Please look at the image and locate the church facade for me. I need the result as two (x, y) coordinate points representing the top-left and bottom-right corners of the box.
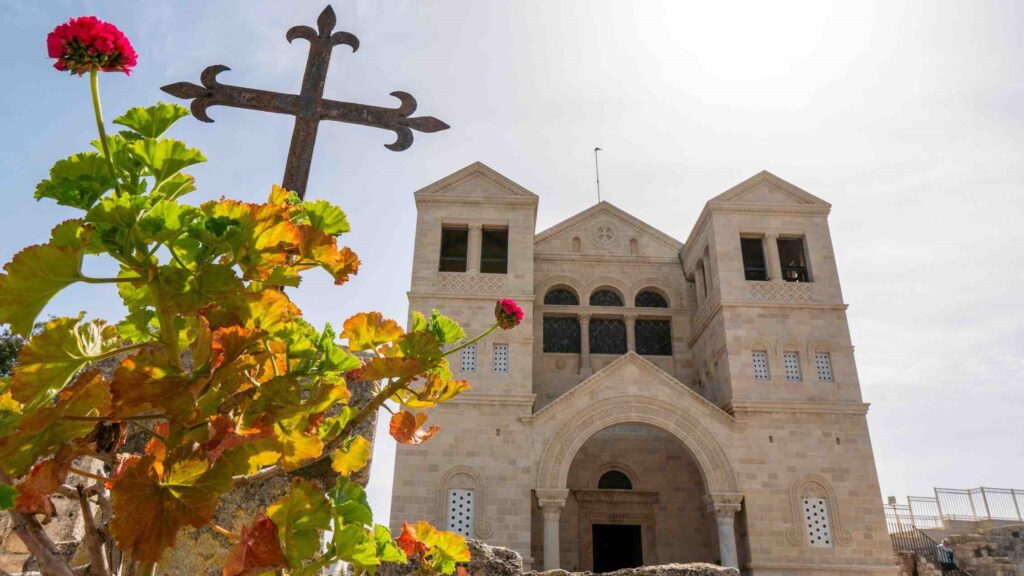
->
(390, 162), (897, 576)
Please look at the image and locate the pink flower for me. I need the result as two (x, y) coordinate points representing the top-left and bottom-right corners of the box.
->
(494, 299), (524, 330)
(47, 16), (137, 76)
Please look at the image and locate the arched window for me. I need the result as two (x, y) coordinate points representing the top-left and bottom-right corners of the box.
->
(634, 290), (668, 308)
(543, 316), (581, 353)
(635, 320), (672, 356)
(598, 470), (632, 490)
(544, 287), (579, 305)
(590, 318), (626, 354)
(589, 289), (623, 307)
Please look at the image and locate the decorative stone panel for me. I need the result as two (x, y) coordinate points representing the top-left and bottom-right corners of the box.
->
(437, 271), (507, 294)
(746, 282), (814, 303)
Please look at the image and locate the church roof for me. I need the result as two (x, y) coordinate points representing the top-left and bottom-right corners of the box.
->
(534, 201), (683, 251)
(707, 170), (830, 208)
(414, 161), (539, 204)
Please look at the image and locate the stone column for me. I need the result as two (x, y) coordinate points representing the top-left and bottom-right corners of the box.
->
(706, 494), (743, 569)
(579, 313), (592, 377)
(624, 314), (637, 352)
(536, 489), (569, 571)
(765, 234), (782, 282)
(466, 224), (482, 272)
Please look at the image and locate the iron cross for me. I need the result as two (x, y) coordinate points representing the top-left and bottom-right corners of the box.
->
(161, 5), (449, 198)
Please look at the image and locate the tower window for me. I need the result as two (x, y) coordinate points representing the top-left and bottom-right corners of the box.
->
(815, 353), (834, 382)
(492, 343), (508, 373)
(635, 320), (672, 356)
(460, 343), (476, 373)
(589, 289), (624, 307)
(543, 316), (581, 353)
(480, 228), (509, 274)
(741, 237), (769, 281)
(590, 318), (626, 354)
(439, 227), (468, 272)
(803, 497), (834, 548)
(544, 287), (579, 306)
(777, 237), (810, 282)
(446, 489), (474, 538)
(634, 290), (668, 308)
(783, 352), (802, 382)
(598, 470), (633, 490)
(752, 351), (770, 381)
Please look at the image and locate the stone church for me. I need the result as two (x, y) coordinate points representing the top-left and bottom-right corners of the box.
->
(390, 162), (897, 576)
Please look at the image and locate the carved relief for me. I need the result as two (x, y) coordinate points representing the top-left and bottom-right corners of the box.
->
(437, 271), (507, 294)
(747, 282), (814, 303)
(593, 221), (618, 248)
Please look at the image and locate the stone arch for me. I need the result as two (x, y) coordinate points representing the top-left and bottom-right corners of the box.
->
(536, 275), (584, 302)
(785, 474), (851, 547)
(436, 465), (493, 538)
(583, 277), (628, 303)
(589, 461), (641, 490)
(627, 278), (678, 308)
(536, 395), (739, 495)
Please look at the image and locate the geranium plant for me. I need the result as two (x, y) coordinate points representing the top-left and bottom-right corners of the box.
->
(0, 15), (521, 576)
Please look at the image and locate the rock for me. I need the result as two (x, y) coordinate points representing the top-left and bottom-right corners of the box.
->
(529, 565), (738, 576)
(466, 538), (524, 576)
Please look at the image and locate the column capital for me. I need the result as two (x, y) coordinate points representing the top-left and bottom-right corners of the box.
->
(705, 493), (744, 520)
(623, 314), (637, 323)
(467, 223), (483, 230)
(578, 313), (591, 323)
(536, 488), (569, 507)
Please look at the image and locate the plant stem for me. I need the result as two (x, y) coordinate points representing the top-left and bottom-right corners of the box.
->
(442, 323), (499, 358)
(63, 413), (166, 422)
(70, 467), (111, 484)
(210, 523), (239, 541)
(89, 69), (117, 184)
(80, 275), (145, 284)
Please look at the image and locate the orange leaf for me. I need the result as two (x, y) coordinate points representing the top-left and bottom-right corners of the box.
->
(14, 446), (74, 518)
(389, 411), (440, 445)
(396, 521), (430, 560)
(342, 312), (403, 352)
(351, 357), (422, 382)
(298, 226), (360, 285)
(110, 350), (197, 421)
(223, 514), (288, 576)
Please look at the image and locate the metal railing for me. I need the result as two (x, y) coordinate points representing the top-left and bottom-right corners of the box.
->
(884, 486), (1024, 532)
(890, 527), (972, 576)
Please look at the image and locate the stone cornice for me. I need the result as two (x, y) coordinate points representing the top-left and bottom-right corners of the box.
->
(725, 400), (871, 416)
(408, 291), (536, 302)
(416, 196), (538, 208)
(745, 562), (895, 573)
(534, 253), (679, 265)
(445, 393), (536, 407)
(573, 489), (660, 504)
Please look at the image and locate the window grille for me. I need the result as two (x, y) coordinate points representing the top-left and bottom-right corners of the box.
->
(480, 228), (508, 274)
(492, 344), (508, 373)
(446, 489), (474, 537)
(815, 353), (833, 382)
(543, 316), (580, 353)
(803, 497), (833, 547)
(589, 318), (627, 354)
(589, 289), (623, 306)
(460, 344), (476, 373)
(544, 288), (579, 305)
(439, 227), (468, 272)
(752, 351), (770, 381)
(598, 471), (633, 490)
(783, 352), (802, 381)
(777, 237), (810, 282)
(635, 319), (672, 356)
(634, 290), (668, 308)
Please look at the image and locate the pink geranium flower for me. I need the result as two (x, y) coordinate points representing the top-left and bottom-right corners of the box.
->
(47, 16), (137, 75)
(494, 299), (524, 330)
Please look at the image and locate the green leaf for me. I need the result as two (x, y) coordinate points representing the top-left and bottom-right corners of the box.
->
(8, 315), (119, 411)
(301, 200), (350, 235)
(131, 138), (206, 186)
(0, 483), (16, 510)
(86, 192), (148, 229)
(373, 525), (408, 564)
(332, 524), (378, 569)
(267, 478), (332, 569)
(154, 172), (197, 201)
(138, 201), (200, 244)
(427, 310), (465, 345)
(34, 153), (116, 210)
(113, 103), (190, 139)
(410, 311), (427, 333)
(117, 309), (158, 343)
(328, 476), (373, 528)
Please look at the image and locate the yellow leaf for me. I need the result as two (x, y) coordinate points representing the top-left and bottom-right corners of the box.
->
(342, 312), (403, 352)
(331, 436), (371, 477)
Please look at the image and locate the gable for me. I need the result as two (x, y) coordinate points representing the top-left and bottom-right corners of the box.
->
(414, 161), (539, 206)
(709, 170), (830, 208)
(530, 352), (734, 428)
(534, 202), (682, 258)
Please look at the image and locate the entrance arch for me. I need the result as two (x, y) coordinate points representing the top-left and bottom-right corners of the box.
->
(534, 396), (743, 571)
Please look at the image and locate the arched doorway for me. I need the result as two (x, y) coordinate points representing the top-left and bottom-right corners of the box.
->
(533, 396), (743, 571)
(561, 424), (719, 572)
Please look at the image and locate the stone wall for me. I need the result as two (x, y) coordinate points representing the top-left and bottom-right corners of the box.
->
(949, 524), (1024, 576)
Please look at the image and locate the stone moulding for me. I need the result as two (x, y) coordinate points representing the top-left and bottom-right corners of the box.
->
(437, 465), (493, 539)
(785, 474), (852, 547)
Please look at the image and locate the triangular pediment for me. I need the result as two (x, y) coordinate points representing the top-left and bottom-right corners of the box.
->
(709, 170), (830, 208)
(531, 353), (734, 427)
(414, 161), (539, 205)
(534, 202), (682, 258)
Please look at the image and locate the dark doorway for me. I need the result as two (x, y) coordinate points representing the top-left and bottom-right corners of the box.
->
(592, 524), (643, 573)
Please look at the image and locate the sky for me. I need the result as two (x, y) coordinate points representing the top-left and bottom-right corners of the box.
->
(1, 1), (1022, 524)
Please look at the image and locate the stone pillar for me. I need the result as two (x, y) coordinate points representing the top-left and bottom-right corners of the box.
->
(765, 234), (782, 282)
(536, 489), (569, 571)
(624, 314), (637, 352)
(579, 313), (592, 377)
(467, 224), (482, 272)
(706, 493), (743, 570)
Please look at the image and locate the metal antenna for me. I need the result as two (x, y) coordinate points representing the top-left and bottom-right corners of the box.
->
(594, 147), (602, 203)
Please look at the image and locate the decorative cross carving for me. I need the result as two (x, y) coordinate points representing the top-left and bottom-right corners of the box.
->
(161, 5), (449, 198)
